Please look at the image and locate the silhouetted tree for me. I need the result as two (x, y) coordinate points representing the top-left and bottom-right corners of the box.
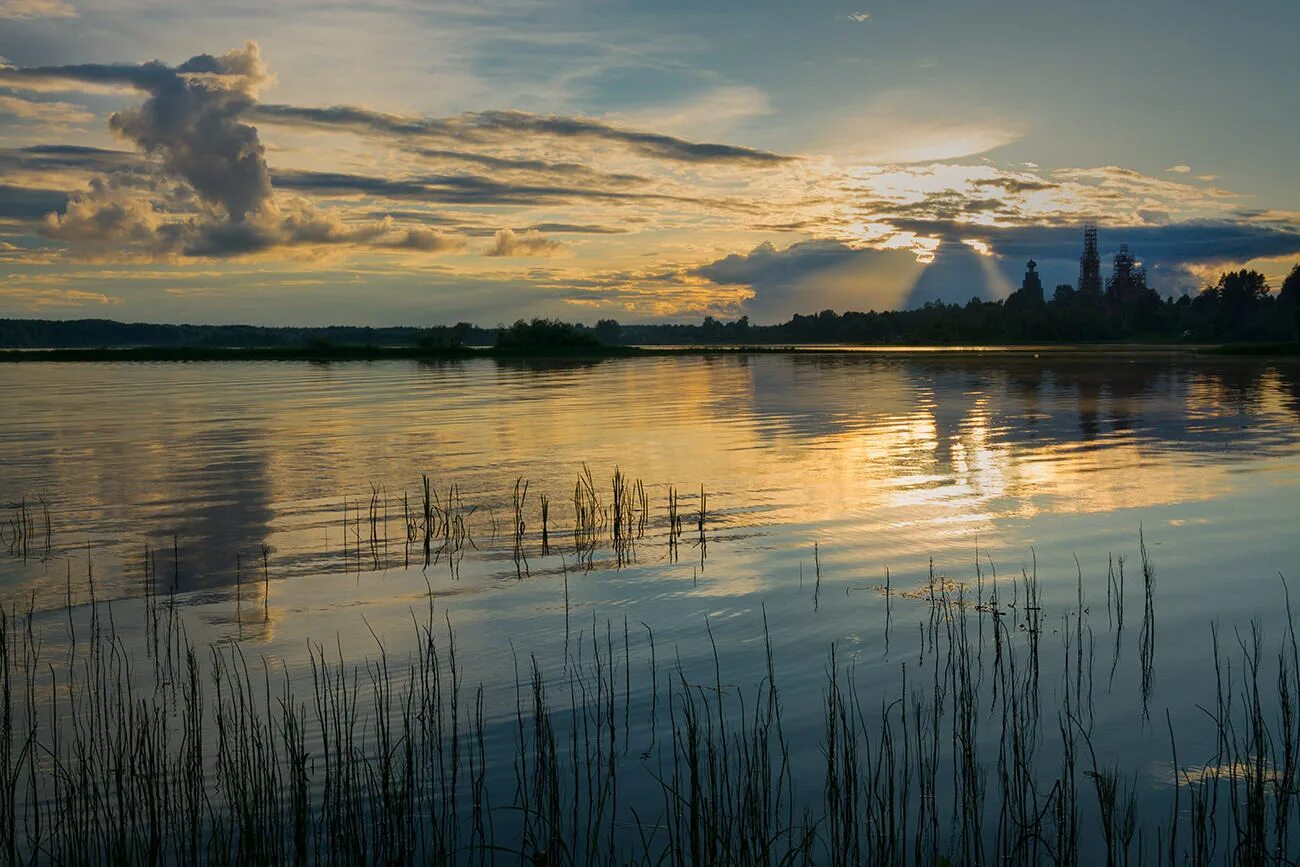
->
(1280, 264), (1300, 306)
(1279, 264), (1300, 338)
(594, 318), (622, 344)
(496, 318), (602, 350)
(1202, 269), (1270, 335)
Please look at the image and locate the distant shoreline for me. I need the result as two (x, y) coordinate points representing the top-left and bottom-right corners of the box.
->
(1, 342), (1297, 363)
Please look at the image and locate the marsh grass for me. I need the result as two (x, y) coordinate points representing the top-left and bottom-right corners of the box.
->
(2, 498), (51, 563)
(1, 539), (1298, 865)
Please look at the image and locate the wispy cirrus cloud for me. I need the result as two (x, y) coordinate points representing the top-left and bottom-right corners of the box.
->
(0, 0), (76, 20)
(252, 104), (794, 166)
(818, 88), (1026, 164)
(0, 94), (93, 125)
(0, 285), (120, 311)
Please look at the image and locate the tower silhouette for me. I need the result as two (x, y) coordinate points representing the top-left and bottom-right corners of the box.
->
(1078, 224), (1102, 301)
(1021, 259), (1044, 303)
(1106, 243), (1148, 304)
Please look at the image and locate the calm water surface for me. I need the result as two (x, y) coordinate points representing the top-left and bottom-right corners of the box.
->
(2, 352), (1298, 859)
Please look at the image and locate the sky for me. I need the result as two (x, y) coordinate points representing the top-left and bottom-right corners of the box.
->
(1, 0), (1298, 326)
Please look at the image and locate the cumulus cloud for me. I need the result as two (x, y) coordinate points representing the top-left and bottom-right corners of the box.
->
(110, 43), (272, 221)
(0, 0), (76, 19)
(1, 43), (273, 222)
(381, 226), (464, 253)
(485, 228), (565, 258)
(171, 203), (464, 258)
(36, 178), (463, 259)
(0, 43), (477, 259)
(42, 180), (162, 244)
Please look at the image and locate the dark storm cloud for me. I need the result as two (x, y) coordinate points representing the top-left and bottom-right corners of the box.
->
(1, 43), (272, 222)
(0, 183), (68, 219)
(252, 104), (793, 166)
(888, 219), (1300, 266)
(692, 239), (923, 318)
(695, 239), (872, 286)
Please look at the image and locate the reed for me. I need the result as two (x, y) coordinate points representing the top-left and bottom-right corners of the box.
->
(3, 517), (1297, 864)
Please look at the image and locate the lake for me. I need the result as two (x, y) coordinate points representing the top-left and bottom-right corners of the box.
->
(2, 351), (1298, 863)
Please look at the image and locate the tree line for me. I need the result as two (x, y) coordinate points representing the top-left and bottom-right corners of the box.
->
(2, 265), (1297, 350)
(606, 264), (1300, 346)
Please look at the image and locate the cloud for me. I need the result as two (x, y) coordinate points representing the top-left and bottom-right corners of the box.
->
(555, 267), (754, 319)
(694, 239), (923, 319)
(471, 110), (790, 166)
(905, 239), (1010, 306)
(0, 94), (93, 125)
(37, 178), (465, 259)
(485, 228), (565, 258)
(884, 218), (1300, 292)
(177, 204), (391, 256)
(0, 0), (76, 19)
(2, 43), (273, 222)
(412, 148), (646, 187)
(847, 12), (871, 22)
(0, 144), (139, 174)
(272, 168), (707, 207)
(820, 89), (1026, 163)
(907, 220), (1300, 266)
(0, 183), (68, 219)
(611, 84), (773, 140)
(252, 104), (793, 166)
(526, 222), (627, 235)
(109, 43), (272, 222)
(381, 227), (464, 253)
(0, 42), (779, 271)
(0, 44), (475, 259)
(972, 177), (1059, 195)
(0, 287), (120, 310)
(41, 181), (162, 244)
(1166, 164), (1192, 174)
